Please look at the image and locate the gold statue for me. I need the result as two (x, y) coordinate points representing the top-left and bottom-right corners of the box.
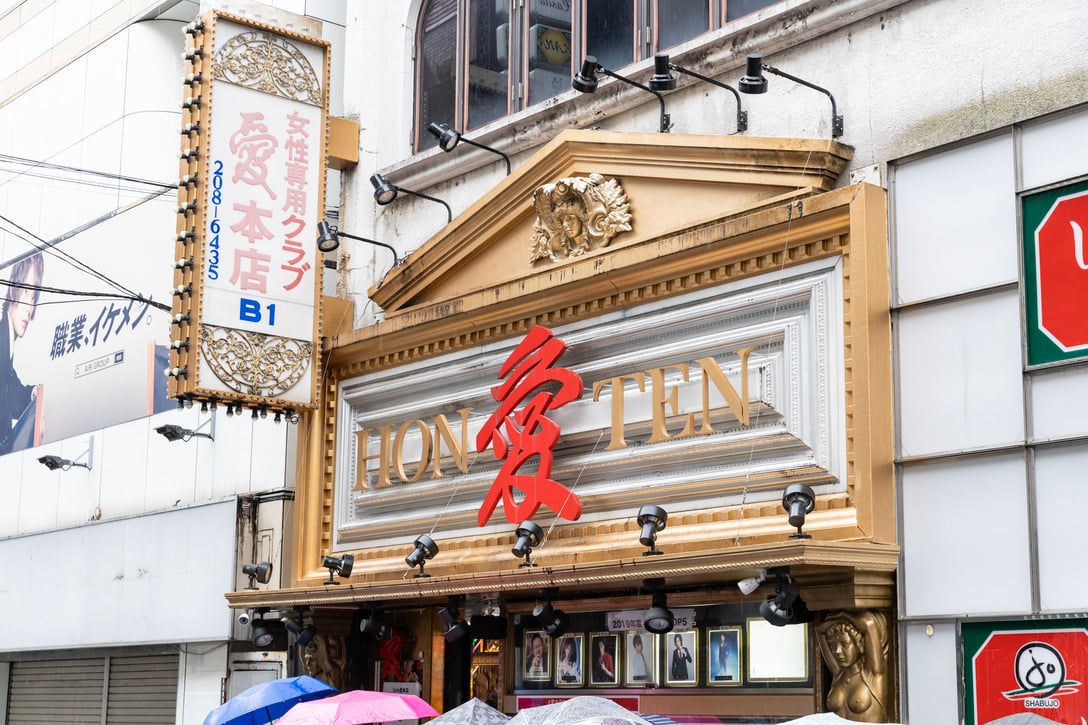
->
(816, 610), (891, 723)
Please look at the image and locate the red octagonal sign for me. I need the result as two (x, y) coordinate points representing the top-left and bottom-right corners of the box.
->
(1036, 190), (1088, 351)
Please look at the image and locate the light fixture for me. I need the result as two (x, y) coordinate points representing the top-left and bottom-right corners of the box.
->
(242, 561), (273, 590)
(358, 608), (392, 640)
(251, 608), (274, 649)
(782, 483), (816, 539)
(282, 616), (316, 648)
(642, 578), (674, 634)
(530, 587), (567, 637)
(738, 53), (843, 138)
(759, 568), (812, 627)
(155, 418), (214, 443)
(427, 122), (511, 175)
(636, 504), (668, 556)
(405, 533), (439, 578)
(37, 438), (93, 471)
(438, 598), (469, 642)
(321, 554), (354, 585)
(315, 220), (400, 262)
(572, 55), (671, 133)
(511, 521), (544, 568)
(737, 568), (767, 596)
(647, 54), (748, 133)
(370, 173), (452, 223)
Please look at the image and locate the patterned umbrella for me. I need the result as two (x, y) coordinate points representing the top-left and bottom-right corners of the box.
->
(428, 698), (510, 725)
(202, 675), (337, 725)
(277, 689), (439, 725)
(508, 696), (652, 725)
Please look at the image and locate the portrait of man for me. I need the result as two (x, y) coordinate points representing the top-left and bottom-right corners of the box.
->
(625, 631), (656, 686)
(523, 629), (550, 681)
(590, 632), (619, 686)
(708, 627), (742, 685)
(0, 252), (43, 454)
(666, 630), (697, 685)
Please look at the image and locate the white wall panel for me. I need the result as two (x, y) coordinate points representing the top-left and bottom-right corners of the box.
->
(904, 621), (960, 725)
(1022, 108), (1088, 191)
(892, 136), (1016, 305)
(902, 452), (1031, 616)
(0, 500), (236, 652)
(1036, 443), (1088, 611)
(897, 289), (1024, 457)
(98, 416), (155, 521)
(1031, 365), (1088, 442)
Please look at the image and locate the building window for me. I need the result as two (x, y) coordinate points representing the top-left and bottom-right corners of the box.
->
(415, 0), (783, 151)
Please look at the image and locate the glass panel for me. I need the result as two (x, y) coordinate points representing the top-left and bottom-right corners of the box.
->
(467, 0), (510, 129)
(1036, 444), (1088, 611)
(417, 0), (458, 150)
(725, 0), (780, 22)
(586, 0), (633, 71)
(1022, 107), (1088, 190)
(656, 0), (709, 52)
(526, 0), (573, 106)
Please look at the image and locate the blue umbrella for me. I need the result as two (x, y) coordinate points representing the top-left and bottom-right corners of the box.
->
(203, 675), (338, 725)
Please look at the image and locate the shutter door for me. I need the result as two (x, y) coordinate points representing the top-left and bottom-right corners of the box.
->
(105, 654), (179, 724)
(8, 658), (105, 724)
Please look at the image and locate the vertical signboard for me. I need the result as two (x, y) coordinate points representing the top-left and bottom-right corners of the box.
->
(964, 619), (1088, 725)
(1023, 179), (1088, 365)
(172, 12), (328, 414)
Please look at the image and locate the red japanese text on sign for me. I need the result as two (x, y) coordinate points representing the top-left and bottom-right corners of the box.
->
(476, 326), (584, 526)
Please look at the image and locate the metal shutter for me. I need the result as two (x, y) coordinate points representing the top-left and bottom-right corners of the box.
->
(105, 654), (179, 724)
(8, 658), (105, 724)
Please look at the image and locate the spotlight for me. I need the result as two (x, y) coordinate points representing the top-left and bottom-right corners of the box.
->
(321, 554), (354, 585)
(759, 568), (812, 626)
(738, 53), (843, 137)
(438, 600), (469, 642)
(37, 455), (90, 471)
(511, 521), (544, 568)
(636, 504), (668, 556)
(250, 608), (274, 649)
(642, 578), (674, 634)
(405, 534), (439, 578)
(358, 608), (391, 640)
(155, 422), (214, 443)
(540, 607), (570, 638)
(782, 483), (815, 538)
(737, 568), (767, 596)
(369, 173), (452, 223)
(427, 122), (511, 175)
(316, 221), (399, 263)
(283, 617), (317, 648)
(648, 53), (748, 133)
(572, 55), (671, 133)
(242, 561), (273, 590)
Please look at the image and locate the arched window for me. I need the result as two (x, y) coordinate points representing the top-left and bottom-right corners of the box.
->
(415, 0), (783, 151)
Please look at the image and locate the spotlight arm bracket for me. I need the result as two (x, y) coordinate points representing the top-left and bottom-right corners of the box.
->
(396, 187), (453, 223)
(597, 66), (671, 133)
(669, 64), (748, 133)
(762, 63), (843, 138)
(330, 227), (402, 265)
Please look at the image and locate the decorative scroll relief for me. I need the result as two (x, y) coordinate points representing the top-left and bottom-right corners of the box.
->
(530, 173), (632, 263)
(200, 324), (312, 397)
(214, 30), (323, 105)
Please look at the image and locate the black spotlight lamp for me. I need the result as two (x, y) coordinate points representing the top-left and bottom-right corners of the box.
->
(642, 578), (674, 634)
(438, 599), (469, 642)
(315, 220), (400, 263)
(648, 53), (748, 133)
(251, 608), (275, 649)
(783, 483), (816, 539)
(370, 173), (452, 223)
(511, 520), (544, 568)
(759, 568), (812, 626)
(242, 561), (273, 590)
(540, 606), (570, 638)
(637, 504), (668, 556)
(738, 53), (843, 138)
(283, 616), (316, 647)
(358, 608), (392, 640)
(38, 454), (91, 471)
(405, 533), (439, 578)
(572, 55), (671, 133)
(155, 421), (214, 442)
(321, 553), (354, 585)
(427, 122), (511, 175)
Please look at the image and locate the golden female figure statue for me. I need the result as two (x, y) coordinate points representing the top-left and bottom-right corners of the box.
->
(816, 610), (890, 723)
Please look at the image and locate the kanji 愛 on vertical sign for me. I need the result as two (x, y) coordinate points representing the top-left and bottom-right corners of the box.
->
(476, 326), (584, 526)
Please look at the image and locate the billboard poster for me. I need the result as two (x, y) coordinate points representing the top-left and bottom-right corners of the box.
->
(1022, 178), (1088, 365)
(964, 619), (1088, 725)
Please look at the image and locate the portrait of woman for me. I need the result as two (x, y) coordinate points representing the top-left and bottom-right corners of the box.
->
(666, 631), (696, 685)
(625, 632), (655, 685)
(708, 627), (742, 685)
(816, 610), (890, 723)
(557, 634), (583, 686)
(523, 629), (550, 681)
(590, 633), (618, 686)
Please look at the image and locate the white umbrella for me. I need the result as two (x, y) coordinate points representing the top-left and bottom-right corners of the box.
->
(509, 697), (652, 725)
(429, 698), (511, 725)
(783, 714), (902, 725)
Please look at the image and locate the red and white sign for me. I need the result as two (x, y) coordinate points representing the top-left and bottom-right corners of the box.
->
(1035, 190), (1088, 351)
(972, 628), (1088, 724)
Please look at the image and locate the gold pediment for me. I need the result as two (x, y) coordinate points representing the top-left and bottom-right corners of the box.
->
(368, 130), (852, 313)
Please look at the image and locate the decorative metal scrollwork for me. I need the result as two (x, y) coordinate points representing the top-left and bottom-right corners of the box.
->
(530, 173), (633, 263)
(214, 30), (322, 105)
(200, 324), (312, 397)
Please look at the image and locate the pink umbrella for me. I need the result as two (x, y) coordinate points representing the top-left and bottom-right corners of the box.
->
(277, 689), (439, 725)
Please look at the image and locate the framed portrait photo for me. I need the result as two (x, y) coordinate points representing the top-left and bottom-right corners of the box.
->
(707, 626), (743, 686)
(522, 629), (551, 681)
(665, 630), (698, 686)
(555, 633), (584, 687)
(589, 632), (620, 686)
(624, 631), (657, 686)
